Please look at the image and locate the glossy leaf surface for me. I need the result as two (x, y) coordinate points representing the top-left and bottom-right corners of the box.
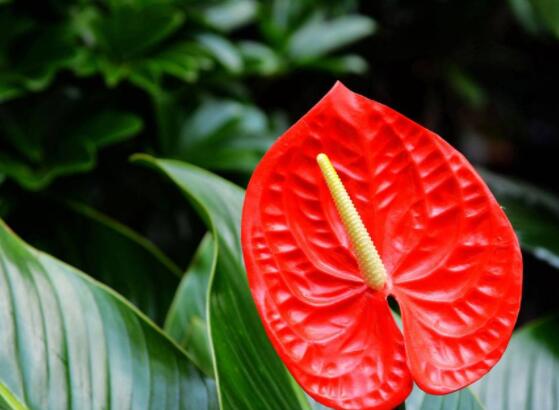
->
(165, 234), (215, 377)
(135, 156), (308, 410)
(471, 314), (559, 410)
(9, 200), (180, 324)
(242, 82), (522, 409)
(158, 97), (281, 173)
(287, 14), (376, 61)
(0, 219), (216, 410)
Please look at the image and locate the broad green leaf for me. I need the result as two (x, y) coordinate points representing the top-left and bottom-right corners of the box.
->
(0, 14), (76, 100)
(179, 100), (275, 171)
(156, 96), (281, 173)
(10, 201), (181, 325)
(259, 0), (367, 49)
(301, 54), (368, 75)
(0, 381), (27, 410)
(6, 25), (76, 92)
(406, 385), (485, 410)
(508, 0), (559, 37)
(238, 41), (283, 76)
(508, 0), (541, 34)
(72, 3), (205, 89)
(202, 0), (257, 32)
(471, 315), (559, 410)
(480, 169), (559, 268)
(135, 41), (213, 85)
(197, 34), (243, 74)
(165, 234), (215, 377)
(90, 4), (184, 60)
(0, 219), (217, 409)
(287, 14), (376, 61)
(134, 156), (308, 410)
(0, 88), (142, 190)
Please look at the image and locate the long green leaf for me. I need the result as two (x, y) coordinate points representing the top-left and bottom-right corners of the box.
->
(287, 14), (376, 61)
(471, 315), (559, 410)
(11, 200), (181, 325)
(165, 234), (216, 377)
(0, 219), (217, 409)
(134, 155), (307, 410)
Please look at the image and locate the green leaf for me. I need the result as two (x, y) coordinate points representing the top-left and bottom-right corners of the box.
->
(72, 3), (206, 90)
(530, 0), (559, 38)
(287, 14), (376, 61)
(135, 41), (214, 84)
(157, 96), (280, 173)
(471, 315), (559, 410)
(0, 88), (143, 190)
(0, 381), (27, 410)
(9, 26), (76, 92)
(447, 66), (488, 109)
(197, 34), (243, 74)
(0, 219), (217, 409)
(90, 4), (185, 60)
(300, 54), (368, 75)
(0, 84), (22, 103)
(508, 0), (559, 38)
(12, 200), (181, 325)
(202, 0), (258, 32)
(406, 385), (485, 410)
(480, 169), (559, 268)
(165, 234), (215, 376)
(238, 41), (283, 76)
(508, 0), (541, 34)
(134, 156), (308, 410)
(78, 111), (143, 147)
(0, 14), (76, 100)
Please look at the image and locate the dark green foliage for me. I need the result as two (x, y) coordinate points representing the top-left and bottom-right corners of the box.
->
(1, 0), (559, 409)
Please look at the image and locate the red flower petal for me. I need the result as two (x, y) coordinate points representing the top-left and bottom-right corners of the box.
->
(386, 126), (523, 394)
(241, 82), (522, 408)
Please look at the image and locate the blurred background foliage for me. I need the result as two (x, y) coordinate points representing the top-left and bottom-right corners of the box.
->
(2, 0), (559, 325)
(0, 0), (558, 407)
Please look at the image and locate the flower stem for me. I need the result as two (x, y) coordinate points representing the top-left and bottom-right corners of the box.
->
(316, 153), (387, 290)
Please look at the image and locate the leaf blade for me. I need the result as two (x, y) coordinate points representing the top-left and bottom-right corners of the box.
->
(471, 315), (559, 410)
(134, 155), (308, 410)
(0, 219), (216, 409)
(165, 234), (216, 377)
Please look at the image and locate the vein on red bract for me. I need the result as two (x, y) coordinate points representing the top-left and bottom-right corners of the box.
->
(241, 82), (522, 409)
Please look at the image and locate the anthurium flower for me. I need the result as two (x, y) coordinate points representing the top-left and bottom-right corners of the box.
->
(241, 82), (522, 410)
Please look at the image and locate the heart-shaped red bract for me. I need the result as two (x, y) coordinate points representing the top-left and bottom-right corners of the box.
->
(241, 82), (522, 410)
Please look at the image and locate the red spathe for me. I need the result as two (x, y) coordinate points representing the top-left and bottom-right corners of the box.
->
(241, 82), (522, 410)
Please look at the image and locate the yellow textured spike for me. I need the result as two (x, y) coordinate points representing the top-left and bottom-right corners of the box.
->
(316, 153), (387, 290)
